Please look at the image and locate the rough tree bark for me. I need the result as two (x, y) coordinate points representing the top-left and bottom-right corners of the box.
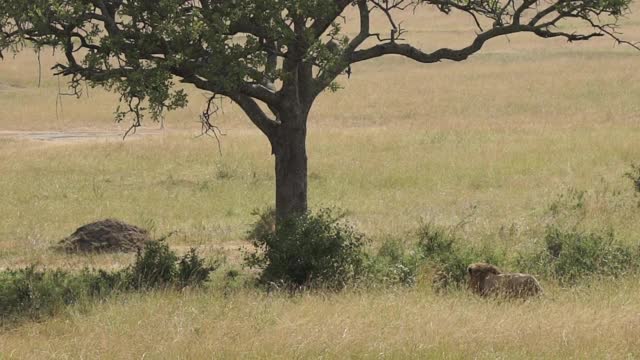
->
(273, 119), (308, 221)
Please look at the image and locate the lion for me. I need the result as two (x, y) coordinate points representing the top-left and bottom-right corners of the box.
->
(467, 262), (542, 299)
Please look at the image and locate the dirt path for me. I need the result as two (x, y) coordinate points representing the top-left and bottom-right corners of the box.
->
(0, 128), (165, 142)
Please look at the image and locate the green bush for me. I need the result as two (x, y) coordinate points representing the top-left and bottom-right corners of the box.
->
(0, 267), (94, 323)
(364, 237), (418, 287)
(177, 248), (218, 288)
(246, 207), (276, 242)
(128, 241), (216, 290)
(415, 223), (504, 290)
(1, 243), (215, 325)
(517, 227), (637, 284)
(128, 241), (178, 289)
(416, 223), (455, 257)
(84, 269), (128, 297)
(245, 208), (367, 290)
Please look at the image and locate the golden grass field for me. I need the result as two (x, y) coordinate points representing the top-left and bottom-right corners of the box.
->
(2, 4), (640, 359)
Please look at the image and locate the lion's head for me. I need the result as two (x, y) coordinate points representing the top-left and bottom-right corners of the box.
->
(467, 262), (501, 295)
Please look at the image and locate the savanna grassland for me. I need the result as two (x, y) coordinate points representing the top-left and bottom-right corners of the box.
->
(2, 4), (640, 359)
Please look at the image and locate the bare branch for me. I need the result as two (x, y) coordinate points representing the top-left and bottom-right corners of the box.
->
(197, 95), (226, 155)
(370, 0), (413, 42)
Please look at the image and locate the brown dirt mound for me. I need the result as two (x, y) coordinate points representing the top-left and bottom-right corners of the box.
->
(59, 219), (151, 253)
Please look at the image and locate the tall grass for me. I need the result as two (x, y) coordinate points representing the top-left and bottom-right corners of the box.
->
(2, 281), (640, 358)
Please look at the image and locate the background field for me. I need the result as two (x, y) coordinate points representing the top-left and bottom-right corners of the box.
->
(1, 4), (640, 358)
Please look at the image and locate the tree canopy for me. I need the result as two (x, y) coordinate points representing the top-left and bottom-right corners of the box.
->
(1, 0), (636, 219)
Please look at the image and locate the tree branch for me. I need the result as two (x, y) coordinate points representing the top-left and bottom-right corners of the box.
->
(310, 0), (353, 38)
(312, 0), (370, 96)
(228, 94), (279, 140)
(351, 20), (608, 65)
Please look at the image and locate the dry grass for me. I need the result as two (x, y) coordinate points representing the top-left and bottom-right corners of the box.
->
(1, 4), (640, 359)
(2, 280), (640, 359)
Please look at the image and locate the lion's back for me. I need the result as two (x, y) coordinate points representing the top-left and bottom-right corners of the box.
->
(496, 273), (543, 297)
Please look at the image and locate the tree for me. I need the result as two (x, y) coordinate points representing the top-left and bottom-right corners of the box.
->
(1, 0), (636, 221)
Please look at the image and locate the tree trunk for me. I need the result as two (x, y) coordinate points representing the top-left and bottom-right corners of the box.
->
(272, 111), (308, 221)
